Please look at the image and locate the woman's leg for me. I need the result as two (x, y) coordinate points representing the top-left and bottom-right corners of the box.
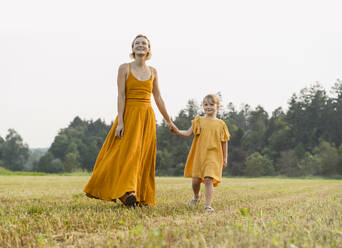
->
(192, 177), (201, 198)
(204, 177), (213, 207)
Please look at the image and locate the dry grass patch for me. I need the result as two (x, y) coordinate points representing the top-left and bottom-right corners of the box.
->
(0, 176), (341, 247)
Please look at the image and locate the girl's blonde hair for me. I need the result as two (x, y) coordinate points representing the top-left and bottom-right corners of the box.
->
(130, 34), (152, 60)
(203, 94), (220, 109)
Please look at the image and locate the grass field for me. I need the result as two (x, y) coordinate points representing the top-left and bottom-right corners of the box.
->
(0, 175), (341, 248)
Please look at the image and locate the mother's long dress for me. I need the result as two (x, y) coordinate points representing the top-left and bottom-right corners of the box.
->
(83, 64), (156, 205)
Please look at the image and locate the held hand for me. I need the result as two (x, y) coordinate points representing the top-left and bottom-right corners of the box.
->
(167, 121), (178, 134)
(223, 159), (227, 168)
(174, 127), (181, 135)
(115, 123), (124, 138)
(172, 126), (181, 135)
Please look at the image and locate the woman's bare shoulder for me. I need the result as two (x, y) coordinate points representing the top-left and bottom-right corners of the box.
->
(149, 66), (157, 73)
(118, 63), (130, 71)
(148, 66), (158, 79)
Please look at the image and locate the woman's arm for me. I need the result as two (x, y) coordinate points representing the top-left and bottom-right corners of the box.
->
(177, 127), (193, 138)
(221, 141), (228, 168)
(151, 67), (177, 132)
(115, 64), (128, 138)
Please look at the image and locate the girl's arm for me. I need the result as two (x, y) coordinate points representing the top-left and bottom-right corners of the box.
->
(152, 67), (177, 132)
(115, 64), (127, 138)
(177, 127), (193, 138)
(221, 141), (228, 168)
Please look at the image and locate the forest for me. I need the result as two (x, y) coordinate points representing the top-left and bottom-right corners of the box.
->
(1, 80), (342, 177)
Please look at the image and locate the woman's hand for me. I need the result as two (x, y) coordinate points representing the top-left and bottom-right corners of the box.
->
(223, 158), (227, 168)
(115, 122), (124, 138)
(167, 121), (178, 134)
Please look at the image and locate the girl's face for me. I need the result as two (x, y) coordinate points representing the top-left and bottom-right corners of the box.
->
(203, 99), (218, 117)
(133, 37), (150, 58)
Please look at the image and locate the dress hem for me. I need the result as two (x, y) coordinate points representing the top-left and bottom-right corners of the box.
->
(83, 190), (155, 206)
(184, 174), (221, 187)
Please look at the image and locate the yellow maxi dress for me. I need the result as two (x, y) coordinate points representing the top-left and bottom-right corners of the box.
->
(184, 116), (230, 186)
(84, 64), (156, 205)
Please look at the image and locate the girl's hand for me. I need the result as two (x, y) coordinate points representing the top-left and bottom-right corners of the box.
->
(115, 122), (124, 138)
(223, 159), (227, 168)
(177, 127), (193, 137)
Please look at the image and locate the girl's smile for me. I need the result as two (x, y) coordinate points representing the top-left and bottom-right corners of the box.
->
(203, 100), (218, 117)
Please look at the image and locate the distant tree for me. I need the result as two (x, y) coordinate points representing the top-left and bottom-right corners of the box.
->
(34, 151), (64, 173)
(229, 126), (243, 148)
(294, 143), (306, 160)
(0, 136), (4, 166)
(313, 141), (339, 176)
(69, 116), (84, 128)
(2, 129), (29, 171)
(286, 83), (329, 151)
(242, 106), (268, 153)
(245, 152), (274, 177)
(329, 79), (342, 146)
(50, 133), (69, 161)
(226, 147), (248, 176)
(338, 145), (342, 175)
(35, 152), (55, 173)
(156, 149), (175, 176)
(277, 150), (300, 177)
(64, 152), (80, 172)
(225, 103), (250, 131)
(40, 116), (110, 172)
(50, 158), (64, 173)
(297, 152), (321, 176)
(24, 149), (47, 171)
(80, 118), (111, 170)
(79, 138), (101, 171)
(266, 108), (293, 160)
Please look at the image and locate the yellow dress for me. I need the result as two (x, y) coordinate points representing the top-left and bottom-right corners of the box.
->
(184, 116), (230, 186)
(83, 63), (156, 205)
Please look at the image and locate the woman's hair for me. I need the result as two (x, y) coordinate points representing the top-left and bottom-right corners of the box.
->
(203, 94), (220, 109)
(130, 34), (152, 60)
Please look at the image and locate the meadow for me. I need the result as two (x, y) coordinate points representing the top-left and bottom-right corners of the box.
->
(0, 173), (341, 247)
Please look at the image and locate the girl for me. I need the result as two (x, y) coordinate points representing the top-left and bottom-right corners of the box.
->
(175, 94), (230, 212)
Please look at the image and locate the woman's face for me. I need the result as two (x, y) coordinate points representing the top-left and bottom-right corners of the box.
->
(133, 37), (150, 58)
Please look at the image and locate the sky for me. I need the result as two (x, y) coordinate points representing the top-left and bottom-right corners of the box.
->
(1, 0), (341, 148)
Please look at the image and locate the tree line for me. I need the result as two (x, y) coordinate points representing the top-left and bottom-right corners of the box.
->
(1, 80), (342, 177)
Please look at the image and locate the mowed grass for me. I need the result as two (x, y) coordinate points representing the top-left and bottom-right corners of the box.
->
(0, 176), (341, 248)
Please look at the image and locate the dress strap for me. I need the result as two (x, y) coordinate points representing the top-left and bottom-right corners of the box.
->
(129, 63), (131, 73)
(149, 66), (153, 78)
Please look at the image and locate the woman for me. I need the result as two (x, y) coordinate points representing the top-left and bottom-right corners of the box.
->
(84, 34), (176, 206)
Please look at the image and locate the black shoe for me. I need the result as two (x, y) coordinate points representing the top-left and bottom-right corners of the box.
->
(125, 193), (137, 207)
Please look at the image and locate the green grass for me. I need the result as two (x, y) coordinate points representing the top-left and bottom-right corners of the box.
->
(0, 167), (47, 176)
(0, 176), (341, 247)
(0, 167), (91, 176)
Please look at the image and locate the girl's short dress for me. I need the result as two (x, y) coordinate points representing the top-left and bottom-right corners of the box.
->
(184, 116), (230, 186)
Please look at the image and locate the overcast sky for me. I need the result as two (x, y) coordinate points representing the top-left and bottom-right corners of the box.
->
(1, 0), (341, 148)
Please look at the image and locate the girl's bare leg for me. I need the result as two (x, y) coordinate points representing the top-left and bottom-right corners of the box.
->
(192, 177), (201, 198)
(204, 177), (213, 206)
